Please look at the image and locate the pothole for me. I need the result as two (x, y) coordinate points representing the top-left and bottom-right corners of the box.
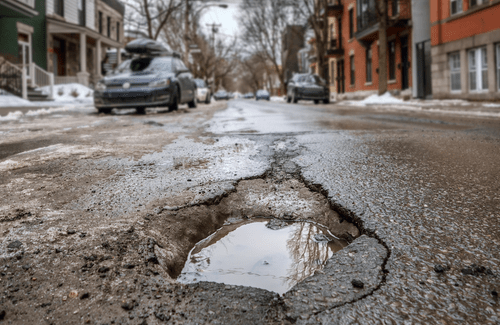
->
(177, 218), (348, 294)
(146, 177), (360, 292)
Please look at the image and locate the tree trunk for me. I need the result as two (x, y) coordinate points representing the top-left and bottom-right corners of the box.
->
(377, 0), (388, 95)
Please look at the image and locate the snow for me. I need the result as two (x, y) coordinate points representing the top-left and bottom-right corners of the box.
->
(0, 95), (34, 107)
(483, 103), (500, 108)
(271, 96), (286, 102)
(0, 111), (24, 122)
(358, 92), (404, 106)
(38, 83), (94, 103)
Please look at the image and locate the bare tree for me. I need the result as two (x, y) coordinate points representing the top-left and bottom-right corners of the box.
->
(125, 0), (183, 40)
(239, 0), (294, 94)
(290, 0), (329, 80)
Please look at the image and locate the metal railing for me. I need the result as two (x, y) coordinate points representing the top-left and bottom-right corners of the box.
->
(357, 7), (378, 32)
(32, 63), (54, 99)
(0, 58), (27, 99)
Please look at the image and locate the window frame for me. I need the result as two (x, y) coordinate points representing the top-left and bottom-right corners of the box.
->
(54, 0), (64, 17)
(98, 11), (103, 34)
(388, 40), (396, 81)
(366, 47), (372, 84)
(449, 51), (461, 92)
(450, 0), (463, 16)
(497, 44), (500, 91)
(468, 47), (488, 92)
(116, 22), (120, 41)
(391, 0), (399, 17)
(107, 16), (111, 38)
(350, 54), (355, 86)
(348, 9), (354, 39)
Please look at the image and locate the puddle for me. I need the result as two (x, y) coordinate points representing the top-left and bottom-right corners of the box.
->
(177, 218), (347, 294)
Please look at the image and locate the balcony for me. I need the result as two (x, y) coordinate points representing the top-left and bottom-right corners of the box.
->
(327, 0), (343, 16)
(326, 39), (344, 56)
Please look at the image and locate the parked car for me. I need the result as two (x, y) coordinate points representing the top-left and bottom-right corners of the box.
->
(194, 79), (211, 104)
(213, 90), (230, 100)
(243, 92), (254, 99)
(94, 38), (197, 114)
(286, 73), (329, 104)
(255, 89), (270, 101)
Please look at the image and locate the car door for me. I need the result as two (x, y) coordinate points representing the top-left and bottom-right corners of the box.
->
(175, 59), (194, 103)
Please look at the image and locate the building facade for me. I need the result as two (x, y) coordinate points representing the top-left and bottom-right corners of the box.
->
(313, 0), (413, 100)
(430, 0), (500, 100)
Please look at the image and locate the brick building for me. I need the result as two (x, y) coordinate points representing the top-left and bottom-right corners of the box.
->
(313, 0), (414, 100)
(430, 0), (500, 100)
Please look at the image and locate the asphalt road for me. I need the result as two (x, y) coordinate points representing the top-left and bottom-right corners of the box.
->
(0, 99), (499, 324)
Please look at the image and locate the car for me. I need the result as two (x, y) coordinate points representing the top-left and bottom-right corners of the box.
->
(213, 90), (230, 100)
(94, 38), (197, 114)
(194, 79), (211, 104)
(255, 89), (270, 101)
(243, 92), (254, 99)
(286, 73), (329, 104)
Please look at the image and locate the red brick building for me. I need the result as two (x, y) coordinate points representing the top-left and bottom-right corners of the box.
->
(320, 0), (413, 100)
(430, 0), (500, 100)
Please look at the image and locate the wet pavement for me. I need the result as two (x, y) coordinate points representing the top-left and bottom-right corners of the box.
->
(0, 99), (499, 324)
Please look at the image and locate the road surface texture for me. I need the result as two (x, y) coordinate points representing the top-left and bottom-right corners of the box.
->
(0, 99), (499, 324)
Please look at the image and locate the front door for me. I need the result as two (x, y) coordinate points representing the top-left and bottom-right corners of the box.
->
(336, 60), (345, 94)
(17, 33), (31, 79)
(401, 36), (409, 90)
(53, 38), (66, 76)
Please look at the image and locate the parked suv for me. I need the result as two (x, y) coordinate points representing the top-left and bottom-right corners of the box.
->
(286, 73), (329, 104)
(94, 39), (197, 114)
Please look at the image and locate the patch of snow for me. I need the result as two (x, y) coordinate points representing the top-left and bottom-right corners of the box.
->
(38, 83), (94, 102)
(271, 96), (286, 102)
(0, 111), (23, 121)
(0, 95), (34, 107)
(359, 92), (403, 105)
(483, 103), (500, 108)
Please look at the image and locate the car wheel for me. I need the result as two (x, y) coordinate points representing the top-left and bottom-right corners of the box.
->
(136, 107), (146, 114)
(323, 98), (330, 104)
(188, 96), (197, 109)
(314, 100), (319, 105)
(97, 108), (112, 114)
(205, 93), (211, 104)
(169, 88), (179, 111)
(287, 95), (291, 103)
(292, 91), (298, 104)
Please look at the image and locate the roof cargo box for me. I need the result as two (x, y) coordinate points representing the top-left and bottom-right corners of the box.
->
(125, 38), (170, 55)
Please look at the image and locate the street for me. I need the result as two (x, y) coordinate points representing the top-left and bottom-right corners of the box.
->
(0, 99), (499, 324)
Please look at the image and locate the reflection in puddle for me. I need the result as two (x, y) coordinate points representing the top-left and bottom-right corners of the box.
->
(177, 219), (347, 294)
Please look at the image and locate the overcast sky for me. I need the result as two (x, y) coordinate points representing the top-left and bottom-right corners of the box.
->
(199, 0), (242, 39)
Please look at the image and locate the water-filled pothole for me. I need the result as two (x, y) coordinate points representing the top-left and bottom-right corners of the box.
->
(177, 218), (347, 294)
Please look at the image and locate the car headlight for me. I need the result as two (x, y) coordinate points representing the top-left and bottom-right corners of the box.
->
(149, 79), (170, 88)
(95, 82), (106, 92)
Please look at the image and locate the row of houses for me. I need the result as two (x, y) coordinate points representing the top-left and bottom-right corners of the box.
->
(0, 0), (125, 99)
(283, 0), (500, 101)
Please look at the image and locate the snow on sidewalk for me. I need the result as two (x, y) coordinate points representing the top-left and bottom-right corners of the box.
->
(37, 83), (94, 104)
(0, 95), (34, 107)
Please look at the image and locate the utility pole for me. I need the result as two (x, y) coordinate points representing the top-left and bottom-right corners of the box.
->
(206, 22), (221, 92)
(184, 0), (191, 64)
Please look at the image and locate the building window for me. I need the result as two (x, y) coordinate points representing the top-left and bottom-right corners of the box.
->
(497, 44), (500, 91)
(116, 22), (120, 41)
(366, 48), (372, 83)
(391, 0), (399, 16)
(450, 0), (462, 15)
(449, 52), (461, 92)
(470, 0), (484, 7)
(54, 0), (64, 17)
(349, 9), (354, 39)
(350, 55), (355, 86)
(468, 47), (488, 91)
(99, 11), (103, 34)
(78, 0), (85, 26)
(107, 17), (111, 38)
(388, 40), (396, 80)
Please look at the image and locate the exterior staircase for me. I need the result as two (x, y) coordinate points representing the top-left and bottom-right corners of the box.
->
(0, 56), (54, 101)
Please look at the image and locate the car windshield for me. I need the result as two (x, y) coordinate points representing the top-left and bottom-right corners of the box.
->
(195, 79), (206, 88)
(118, 57), (174, 73)
(257, 90), (269, 95)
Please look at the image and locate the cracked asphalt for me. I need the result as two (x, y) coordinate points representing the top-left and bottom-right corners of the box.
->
(0, 99), (499, 324)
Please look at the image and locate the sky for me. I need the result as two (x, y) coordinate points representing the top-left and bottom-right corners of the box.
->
(199, 0), (242, 39)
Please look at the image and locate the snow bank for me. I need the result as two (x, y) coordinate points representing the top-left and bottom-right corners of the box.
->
(0, 111), (24, 121)
(38, 83), (93, 102)
(359, 92), (403, 105)
(0, 95), (34, 107)
(271, 96), (286, 102)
